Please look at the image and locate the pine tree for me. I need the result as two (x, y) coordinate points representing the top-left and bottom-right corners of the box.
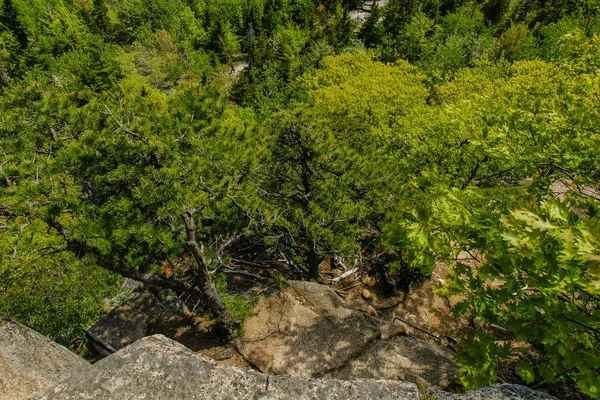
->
(360, 3), (384, 48)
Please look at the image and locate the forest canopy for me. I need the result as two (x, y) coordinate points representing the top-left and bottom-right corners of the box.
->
(1, 0), (599, 397)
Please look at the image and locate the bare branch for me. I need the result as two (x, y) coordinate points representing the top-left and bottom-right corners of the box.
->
(231, 258), (271, 269)
(84, 329), (117, 354)
(332, 267), (359, 284)
(182, 209), (209, 270)
(182, 209), (237, 334)
(99, 100), (144, 140)
(12, 220), (31, 259)
(219, 234), (243, 253)
(222, 269), (265, 282)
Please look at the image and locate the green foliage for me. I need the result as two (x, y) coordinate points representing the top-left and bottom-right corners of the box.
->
(267, 273), (288, 289)
(495, 23), (535, 62)
(1, 1), (600, 397)
(0, 218), (121, 345)
(393, 40), (600, 396)
(255, 52), (430, 277)
(0, 65), (260, 339)
(360, 3), (385, 48)
(454, 334), (511, 390)
(214, 272), (258, 330)
(437, 197), (600, 396)
(1, 0), (28, 49)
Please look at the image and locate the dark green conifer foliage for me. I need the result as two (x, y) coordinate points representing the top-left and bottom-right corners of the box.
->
(1, 0), (27, 48)
(327, 3), (353, 49)
(90, 0), (110, 35)
(481, 0), (508, 25)
(360, 3), (384, 48)
(383, 0), (420, 36)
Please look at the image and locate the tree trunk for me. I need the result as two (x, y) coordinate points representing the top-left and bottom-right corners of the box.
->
(306, 238), (321, 281)
(182, 210), (238, 336)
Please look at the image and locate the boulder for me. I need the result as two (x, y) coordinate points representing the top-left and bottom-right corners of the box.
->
(437, 385), (557, 400)
(32, 334), (556, 400)
(239, 281), (459, 389)
(239, 281), (381, 377)
(322, 335), (457, 389)
(0, 314), (90, 400)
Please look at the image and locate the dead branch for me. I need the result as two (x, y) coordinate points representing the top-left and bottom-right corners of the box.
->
(332, 267), (359, 284)
(222, 269), (265, 282)
(231, 258), (271, 269)
(84, 329), (117, 354)
(12, 220), (31, 258)
(48, 217), (239, 336)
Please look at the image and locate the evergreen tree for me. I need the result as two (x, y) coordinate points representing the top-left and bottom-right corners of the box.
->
(360, 3), (384, 48)
(382, 0), (420, 37)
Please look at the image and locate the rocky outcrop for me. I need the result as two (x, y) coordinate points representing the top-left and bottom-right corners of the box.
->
(87, 280), (458, 389)
(239, 281), (458, 389)
(240, 281), (381, 376)
(0, 314), (90, 400)
(33, 335), (420, 400)
(32, 335), (556, 400)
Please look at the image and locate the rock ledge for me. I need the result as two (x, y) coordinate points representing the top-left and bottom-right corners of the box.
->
(32, 334), (556, 400)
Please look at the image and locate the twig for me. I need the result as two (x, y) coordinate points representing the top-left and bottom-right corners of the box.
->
(393, 317), (459, 354)
(393, 316), (440, 341)
(566, 317), (600, 335)
(231, 259), (270, 269)
(99, 100), (143, 140)
(333, 255), (348, 271)
(219, 234), (243, 253)
(12, 220), (30, 258)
